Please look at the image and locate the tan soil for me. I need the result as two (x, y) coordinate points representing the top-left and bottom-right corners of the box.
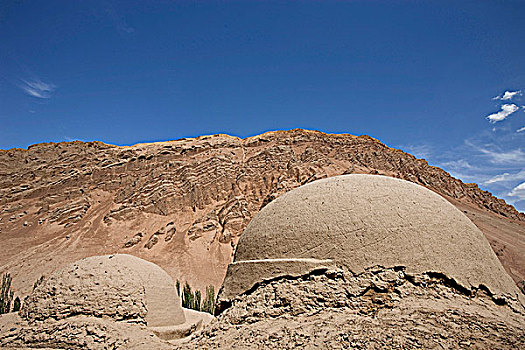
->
(1, 129), (523, 297)
(178, 267), (525, 349)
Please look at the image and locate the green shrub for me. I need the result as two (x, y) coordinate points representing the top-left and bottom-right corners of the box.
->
(201, 285), (215, 315)
(181, 282), (214, 312)
(12, 296), (21, 312)
(0, 273), (13, 314)
(194, 290), (201, 311)
(181, 282), (194, 309)
(176, 280), (180, 296)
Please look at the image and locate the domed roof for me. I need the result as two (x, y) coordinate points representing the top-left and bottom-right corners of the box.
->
(219, 175), (521, 305)
(22, 254), (186, 327)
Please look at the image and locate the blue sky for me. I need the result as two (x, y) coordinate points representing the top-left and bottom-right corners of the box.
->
(1, 1), (524, 210)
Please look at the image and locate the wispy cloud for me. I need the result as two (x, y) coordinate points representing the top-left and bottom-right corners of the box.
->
(484, 169), (525, 184)
(465, 140), (525, 165)
(508, 182), (525, 201)
(517, 126), (525, 133)
(440, 159), (476, 170)
(493, 90), (521, 101)
(438, 159), (492, 183)
(19, 78), (56, 99)
(395, 136), (525, 211)
(479, 147), (525, 164)
(486, 103), (519, 123)
(399, 144), (433, 160)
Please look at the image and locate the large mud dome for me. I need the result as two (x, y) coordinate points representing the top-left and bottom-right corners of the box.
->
(179, 175), (525, 349)
(219, 174), (523, 307)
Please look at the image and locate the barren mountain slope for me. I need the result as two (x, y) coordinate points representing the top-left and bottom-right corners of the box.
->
(1, 129), (523, 295)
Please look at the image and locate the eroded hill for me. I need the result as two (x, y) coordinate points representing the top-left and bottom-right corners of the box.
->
(1, 129), (524, 295)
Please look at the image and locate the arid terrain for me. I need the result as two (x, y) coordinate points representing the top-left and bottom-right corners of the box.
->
(1, 129), (524, 298)
(176, 268), (525, 349)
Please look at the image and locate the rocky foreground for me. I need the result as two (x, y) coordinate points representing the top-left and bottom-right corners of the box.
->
(0, 129), (524, 295)
(176, 267), (525, 349)
(3, 266), (523, 349)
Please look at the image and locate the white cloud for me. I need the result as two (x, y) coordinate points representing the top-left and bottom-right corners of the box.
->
(19, 78), (56, 99)
(438, 159), (493, 183)
(518, 127), (525, 133)
(493, 90), (521, 101)
(484, 169), (525, 184)
(486, 103), (519, 123)
(479, 147), (525, 164)
(465, 140), (525, 165)
(399, 144), (433, 160)
(508, 182), (525, 201)
(440, 159), (475, 170)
